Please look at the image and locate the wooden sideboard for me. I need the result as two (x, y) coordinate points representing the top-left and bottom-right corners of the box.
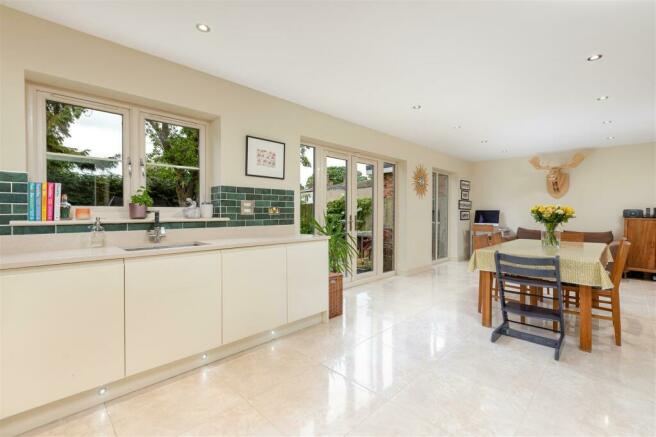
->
(624, 218), (656, 274)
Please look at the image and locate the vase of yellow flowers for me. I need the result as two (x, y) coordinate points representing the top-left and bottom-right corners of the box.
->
(530, 204), (575, 248)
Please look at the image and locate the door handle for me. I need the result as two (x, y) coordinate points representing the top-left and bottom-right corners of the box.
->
(348, 215), (353, 232)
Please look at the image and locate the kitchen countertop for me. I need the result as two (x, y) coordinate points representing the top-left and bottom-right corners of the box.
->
(0, 235), (328, 270)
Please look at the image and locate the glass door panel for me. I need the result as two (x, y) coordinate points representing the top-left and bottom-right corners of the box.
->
(432, 172), (449, 260)
(382, 163), (395, 272)
(437, 173), (449, 259)
(325, 156), (349, 274)
(353, 161), (375, 276)
(432, 172), (437, 261)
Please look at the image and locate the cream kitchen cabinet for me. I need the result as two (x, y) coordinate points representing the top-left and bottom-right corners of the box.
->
(222, 245), (287, 344)
(0, 261), (124, 418)
(286, 241), (328, 323)
(124, 251), (222, 376)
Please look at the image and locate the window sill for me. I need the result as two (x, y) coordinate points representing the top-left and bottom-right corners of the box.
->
(9, 217), (230, 226)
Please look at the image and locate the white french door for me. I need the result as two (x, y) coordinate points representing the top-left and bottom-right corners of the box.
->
(349, 158), (376, 279)
(315, 148), (393, 283)
(432, 171), (449, 261)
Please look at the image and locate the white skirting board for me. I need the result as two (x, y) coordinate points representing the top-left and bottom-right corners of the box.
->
(0, 313), (324, 437)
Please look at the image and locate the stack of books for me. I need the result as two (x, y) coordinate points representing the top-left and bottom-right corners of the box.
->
(27, 182), (62, 221)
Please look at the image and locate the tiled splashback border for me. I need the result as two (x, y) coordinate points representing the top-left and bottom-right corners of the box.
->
(0, 172), (295, 236)
(211, 185), (294, 226)
(0, 171), (28, 236)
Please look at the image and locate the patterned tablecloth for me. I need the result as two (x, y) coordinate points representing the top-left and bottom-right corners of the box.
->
(468, 239), (614, 290)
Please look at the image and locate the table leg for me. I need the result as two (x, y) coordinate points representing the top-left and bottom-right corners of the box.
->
(480, 271), (493, 327)
(518, 284), (527, 324)
(579, 285), (592, 352)
(529, 286), (539, 306)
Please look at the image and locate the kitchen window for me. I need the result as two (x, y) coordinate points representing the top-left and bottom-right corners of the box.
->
(28, 85), (206, 210)
(143, 115), (202, 207)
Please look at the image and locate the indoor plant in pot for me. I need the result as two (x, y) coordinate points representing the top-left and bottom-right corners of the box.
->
(530, 204), (575, 248)
(129, 186), (154, 219)
(311, 215), (358, 318)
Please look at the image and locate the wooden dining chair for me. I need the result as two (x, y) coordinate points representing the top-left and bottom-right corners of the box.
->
(474, 234), (491, 313)
(490, 232), (504, 245)
(562, 231), (585, 242)
(473, 234), (490, 251)
(561, 239), (631, 346)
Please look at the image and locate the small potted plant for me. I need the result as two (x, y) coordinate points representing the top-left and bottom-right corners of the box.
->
(311, 215), (358, 318)
(129, 186), (154, 219)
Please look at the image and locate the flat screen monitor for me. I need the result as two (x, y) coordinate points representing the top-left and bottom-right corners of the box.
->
(474, 210), (500, 225)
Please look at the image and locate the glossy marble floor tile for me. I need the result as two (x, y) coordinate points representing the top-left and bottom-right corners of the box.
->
(23, 261), (656, 436)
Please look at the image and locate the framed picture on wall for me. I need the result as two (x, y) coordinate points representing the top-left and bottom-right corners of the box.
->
(461, 189), (470, 200)
(460, 179), (471, 190)
(460, 210), (470, 220)
(459, 200), (472, 210)
(245, 135), (286, 179)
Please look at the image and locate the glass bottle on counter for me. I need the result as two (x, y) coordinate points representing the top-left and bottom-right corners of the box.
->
(60, 194), (72, 220)
(88, 217), (106, 248)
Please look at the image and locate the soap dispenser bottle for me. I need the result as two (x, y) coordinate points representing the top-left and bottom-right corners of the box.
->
(89, 217), (106, 248)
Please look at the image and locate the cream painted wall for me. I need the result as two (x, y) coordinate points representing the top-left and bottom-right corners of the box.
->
(471, 142), (656, 238)
(0, 6), (473, 270)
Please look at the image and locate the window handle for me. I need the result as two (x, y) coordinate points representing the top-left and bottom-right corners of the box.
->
(127, 157), (132, 176)
(139, 158), (145, 177)
(348, 215), (353, 232)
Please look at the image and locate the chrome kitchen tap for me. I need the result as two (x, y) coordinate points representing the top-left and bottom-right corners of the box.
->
(147, 210), (166, 243)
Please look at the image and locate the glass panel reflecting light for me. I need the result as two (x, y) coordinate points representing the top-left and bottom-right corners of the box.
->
(356, 162), (374, 274)
(383, 163), (395, 272)
(46, 100), (123, 206)
(145, 119), (200, 207)
(300, 145), (315, 234)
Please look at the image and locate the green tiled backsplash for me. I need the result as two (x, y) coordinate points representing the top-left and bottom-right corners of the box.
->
(8, 220), (232, 235)
(0, 171), (28, 236)
(0, 173), (295, 236)
(211, 185), (294, 226)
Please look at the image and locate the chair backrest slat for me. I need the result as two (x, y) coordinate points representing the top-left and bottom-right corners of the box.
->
(490, 232), (504, 245)
(562, 231), (585, 242)
(610, 239), (631, 290)
(496, 253), (557, 267)
(497, 264), (558, 279)
(473, 234), (490, 251)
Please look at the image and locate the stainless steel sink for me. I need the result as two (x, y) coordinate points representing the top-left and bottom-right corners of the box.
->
(122, 242), (209, 252)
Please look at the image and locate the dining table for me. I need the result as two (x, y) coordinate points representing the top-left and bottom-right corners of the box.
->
(468, 238), (614, 352)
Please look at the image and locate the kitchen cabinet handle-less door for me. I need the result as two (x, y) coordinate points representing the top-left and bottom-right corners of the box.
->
(222, 245), (287, 344)
(125, 251), (222, 376)
(287, 241), (328, 323)
(1, 261), (125, 418)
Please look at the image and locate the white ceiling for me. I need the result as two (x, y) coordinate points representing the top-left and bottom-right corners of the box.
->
(4, 1), (655, 161)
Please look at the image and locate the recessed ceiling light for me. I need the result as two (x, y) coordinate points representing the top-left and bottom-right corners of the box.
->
(597, 95), (609, 101)
(196, 23), (211, 33)
(587, 54), (603, 62)
(481, 140), (488, 144)
(606, 136), (615, 140)
(411, 104), (422, 110)
(602, 120), (613, 124)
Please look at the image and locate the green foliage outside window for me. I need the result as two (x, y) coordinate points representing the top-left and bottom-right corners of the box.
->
(145, 120), (200, 207)
(46, 101), (123, 206)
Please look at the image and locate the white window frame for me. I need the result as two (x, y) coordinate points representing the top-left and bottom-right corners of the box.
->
(138, 110), (206, 211)
(27, 84), (207, 216)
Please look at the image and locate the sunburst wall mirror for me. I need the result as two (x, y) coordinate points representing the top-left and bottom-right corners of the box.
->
(412, 164), (429, 197)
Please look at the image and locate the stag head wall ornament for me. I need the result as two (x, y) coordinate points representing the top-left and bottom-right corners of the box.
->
(528, 153), (585, 199)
